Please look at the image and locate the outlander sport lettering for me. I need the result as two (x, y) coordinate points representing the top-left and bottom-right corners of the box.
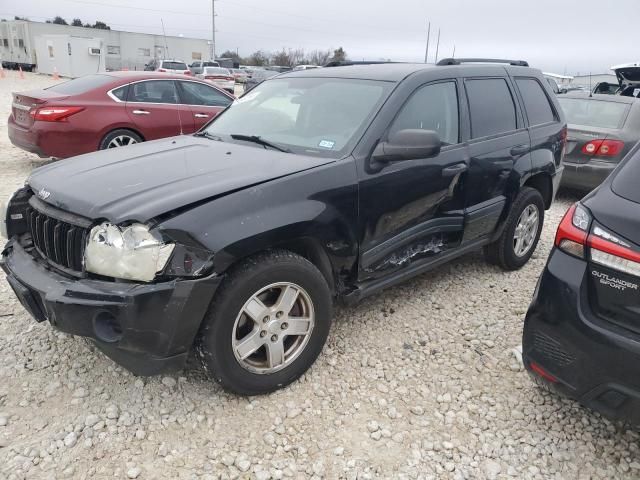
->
(1, 60), (565, 394)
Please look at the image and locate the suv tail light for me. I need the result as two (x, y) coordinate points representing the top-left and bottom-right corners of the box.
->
(183, 70), (192, 76)
(556, 203), (640, 276)
(30, 106), (84, 122)
(555, 203), (590, 258)
(581, 139), (624, 157)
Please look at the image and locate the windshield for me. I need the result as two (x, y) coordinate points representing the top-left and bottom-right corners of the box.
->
(558, 97), (630, 129)
(162, 61), (187, 70)
(204, 77), (391, 157)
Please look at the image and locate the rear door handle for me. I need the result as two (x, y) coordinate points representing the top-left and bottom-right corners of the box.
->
(132, 109), (150, 115)
(194, 113), (209, 118)
(442, 163), (468, 177)
(510, 144), (529, 156)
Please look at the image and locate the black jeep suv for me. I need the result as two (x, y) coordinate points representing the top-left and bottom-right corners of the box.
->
(1, 59), (566, 394)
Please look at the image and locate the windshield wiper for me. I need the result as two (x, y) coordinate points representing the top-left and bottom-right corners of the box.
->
(230, 134), (291, 153)
(193, 131), (223, 141)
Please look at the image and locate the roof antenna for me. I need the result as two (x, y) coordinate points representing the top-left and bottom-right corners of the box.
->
(172, 82), (184, 135)
(161, 18), (169, 59)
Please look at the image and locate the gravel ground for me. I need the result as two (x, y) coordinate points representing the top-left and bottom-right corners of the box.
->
(1, 71), (639, 480)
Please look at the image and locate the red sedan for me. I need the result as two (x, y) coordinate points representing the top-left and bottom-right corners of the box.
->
(8, 71), (235, 159)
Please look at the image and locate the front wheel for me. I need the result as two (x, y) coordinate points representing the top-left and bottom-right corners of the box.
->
(196, 250), (332, 395)
(484, 187), (545, 270)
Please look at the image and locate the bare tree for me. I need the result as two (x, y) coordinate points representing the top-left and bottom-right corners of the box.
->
(330, 47), (347, 62)
(306, 49), (332, 66)
(247, 50), (271, 66)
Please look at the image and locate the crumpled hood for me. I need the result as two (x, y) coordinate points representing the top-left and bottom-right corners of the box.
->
(28, 135), (333, 224)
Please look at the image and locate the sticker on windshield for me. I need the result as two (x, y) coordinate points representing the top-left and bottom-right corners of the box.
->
(318, 140), (335, 149)
(235, 90), (260, 104)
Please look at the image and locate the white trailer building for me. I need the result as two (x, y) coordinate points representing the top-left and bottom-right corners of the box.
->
(0, 20), (210, 74)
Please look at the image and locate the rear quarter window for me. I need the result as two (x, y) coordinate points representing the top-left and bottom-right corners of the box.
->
(612, 149), (640, 203)
(516, 78), (557, 126)
(465, 78), (517, 138)
(47, 74), (115, 95)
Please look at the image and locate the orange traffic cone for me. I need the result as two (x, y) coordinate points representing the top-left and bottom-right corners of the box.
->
(18, 66), (25, 79)
(53, 67), (60, 80)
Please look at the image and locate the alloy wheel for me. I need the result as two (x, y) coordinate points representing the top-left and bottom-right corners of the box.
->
(231, 282), (315, 374)
(107, 135), (138, 148)
(513, 204), (539, 257)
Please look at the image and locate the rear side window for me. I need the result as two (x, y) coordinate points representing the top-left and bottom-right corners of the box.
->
(129, 81), (178, 104)
(558, 97), (630, 129)
(178, 81), (232, 107)
(465, 78), (517, 138)
(516, 78), (557, 126)
(612, 150), (640, 203)
(390, 81), (459, 145)
(47, 74), (115, 95)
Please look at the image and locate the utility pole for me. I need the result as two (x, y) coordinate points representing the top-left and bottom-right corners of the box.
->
(424, 21), (430, 64)
(434, 28), (440, 63)
(211, 0), (216, 60)
(452, 45), (456, 58)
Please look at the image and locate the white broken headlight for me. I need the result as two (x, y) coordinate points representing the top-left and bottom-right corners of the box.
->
(84, 223), (174, 282)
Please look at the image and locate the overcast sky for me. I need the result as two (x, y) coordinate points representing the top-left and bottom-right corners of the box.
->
(2, 0), (636, 74)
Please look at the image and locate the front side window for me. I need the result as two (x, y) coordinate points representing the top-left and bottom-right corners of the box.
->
(205, 77), (391, 157)
(128, 81), (177, 104)
(516, 78), (557, 126)
(389, 81), (459, 145)
(465, 78), (517, 138)
(178, 81), (232, 107)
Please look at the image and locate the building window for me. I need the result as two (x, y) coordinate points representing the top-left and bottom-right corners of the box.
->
(18, 39), (24, 48)
(138, 48), (151, 57)
(107, 45), (120, 55)
(48, 45), (55, 58)
(2, 39), (8, 47)
(192, 52), (202, 60)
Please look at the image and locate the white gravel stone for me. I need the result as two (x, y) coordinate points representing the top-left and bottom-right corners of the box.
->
(161, 377), (177, 388)
(63, 432), (78, 448)
(127, 466), (142, 479)
(0, 414), (8, 427)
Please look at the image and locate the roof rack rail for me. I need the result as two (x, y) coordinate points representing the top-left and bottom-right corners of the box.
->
(437, 58), (529, 67)
(323, 60), (402, 67)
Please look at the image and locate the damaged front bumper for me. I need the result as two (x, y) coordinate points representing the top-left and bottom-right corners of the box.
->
(1, 238), (221, 375)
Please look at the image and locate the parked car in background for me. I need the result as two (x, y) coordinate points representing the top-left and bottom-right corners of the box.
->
(189, 61), (220, 75)
(144, 59), (192, 76)
(558, 94), (640, 191)
(245, 68), (279, 90)
(524, 143), (640, 424)
(1, 60), (565, 394)
(230, 69), (248, 84)
(293, 65), (321, 71)
(8, 72), (234, 159)
(197, 67), (236, 94)
(593, 63), (640, 97)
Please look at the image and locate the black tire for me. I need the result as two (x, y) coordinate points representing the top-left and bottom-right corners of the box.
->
(99, 129), (143, 150)
(196, 250), (332, 395)
(483, 187), (545, 270)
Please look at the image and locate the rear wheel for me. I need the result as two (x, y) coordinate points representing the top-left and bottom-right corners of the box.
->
(484, 187), (545, 270)
(99, 129), (143, 150)
(196, 250), (332, 395)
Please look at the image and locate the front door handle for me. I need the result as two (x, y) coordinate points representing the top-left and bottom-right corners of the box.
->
(132, 109), (150, 115)
(194, 113), (209, 118)
(510, 144), (529, 156)
(442, 163), (468, 177)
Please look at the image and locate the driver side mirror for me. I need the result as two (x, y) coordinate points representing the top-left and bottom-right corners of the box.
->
(372, 129), (441, 164)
